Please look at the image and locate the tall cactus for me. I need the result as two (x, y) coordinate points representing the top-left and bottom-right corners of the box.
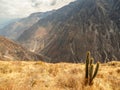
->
(85, 51), (90, 79)
(85, 51), (100, 85)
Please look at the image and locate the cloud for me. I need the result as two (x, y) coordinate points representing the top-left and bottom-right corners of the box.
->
(50, 0), (57, 5)
(0, 0), (75, 19)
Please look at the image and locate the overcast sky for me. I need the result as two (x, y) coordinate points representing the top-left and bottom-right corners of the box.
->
(0, 0), (75, 19)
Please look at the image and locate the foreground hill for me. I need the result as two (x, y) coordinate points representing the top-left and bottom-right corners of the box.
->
(18, 0), (120, 63)
(0, 36), (44, 61)
(0, 61), (119, 90)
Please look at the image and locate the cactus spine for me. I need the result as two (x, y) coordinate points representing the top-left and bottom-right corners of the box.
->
(85, 51), (100, 85)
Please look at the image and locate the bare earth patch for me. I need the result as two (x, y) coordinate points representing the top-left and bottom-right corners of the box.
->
(0, 61), (119, 90)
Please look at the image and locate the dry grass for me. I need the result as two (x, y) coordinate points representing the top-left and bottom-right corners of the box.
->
(0, 61), (119, 90)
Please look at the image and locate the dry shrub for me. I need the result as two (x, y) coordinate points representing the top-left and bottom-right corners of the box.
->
(0, 61), (119, 90)
(69, 68), (83, 74)
(48, 66), (59, 77)
(116, 69), (120, 73)
(107, 61), (120, 67)
(0, 64), (12, 74)
(56, 74), (84, 90)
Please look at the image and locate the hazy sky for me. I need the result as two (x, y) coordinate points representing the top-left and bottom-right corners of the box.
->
(0, 0), (75, 19)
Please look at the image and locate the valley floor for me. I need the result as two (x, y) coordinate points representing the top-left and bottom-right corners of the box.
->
(0, 61), (119, 90)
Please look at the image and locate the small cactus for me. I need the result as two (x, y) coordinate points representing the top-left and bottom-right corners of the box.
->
(89, 64), (94, 84)
(85, 51), (100, 85)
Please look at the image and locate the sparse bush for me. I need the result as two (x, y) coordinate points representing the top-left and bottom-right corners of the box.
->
(85, 51), (99, 85)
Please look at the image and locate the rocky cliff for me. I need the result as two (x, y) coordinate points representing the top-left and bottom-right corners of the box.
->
(18, 0), (120, 63)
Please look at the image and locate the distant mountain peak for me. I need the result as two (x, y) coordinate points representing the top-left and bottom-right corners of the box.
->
(0, 10), (54, 40)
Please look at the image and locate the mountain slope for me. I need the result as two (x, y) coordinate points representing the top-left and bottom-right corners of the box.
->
(0, 18), (20, 29)
(0, 36), (44, 61)
(18, 0), (120, 63)
(0, 11), (54, 40)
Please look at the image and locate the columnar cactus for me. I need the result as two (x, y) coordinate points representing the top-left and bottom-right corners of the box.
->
(85, 51), (90, 79)
(85, 51), (100, 85)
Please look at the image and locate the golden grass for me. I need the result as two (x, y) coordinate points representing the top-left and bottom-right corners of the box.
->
(0, 61), (119, 90)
